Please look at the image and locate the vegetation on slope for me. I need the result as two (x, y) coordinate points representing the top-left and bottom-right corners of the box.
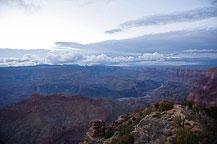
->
(96, 99), (217, 144)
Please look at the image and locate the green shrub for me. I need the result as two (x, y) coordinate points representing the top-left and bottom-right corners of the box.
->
(176, 128), (199, 144)
(144, 106), (152, 115)
(134, 117), (142, 125)
(132, 117), (136, 121)
(104, 129), (114, 139)
(180, 98), (193, 109)
(111, 134), (134, 144)
(118, 124), (134, 136)
(154, 102), (160, 109)
(180, 98), (187, 105)
(159, 100), (174, 111)
(187, 101), (193, 109)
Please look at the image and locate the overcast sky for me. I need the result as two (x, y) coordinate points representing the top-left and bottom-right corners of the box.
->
(0, 0), (217, 66)
(0, 0), (216, 49)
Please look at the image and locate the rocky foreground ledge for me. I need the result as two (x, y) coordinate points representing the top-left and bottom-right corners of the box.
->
(81, 101), (217, 144)
(82, 120), (106, 144)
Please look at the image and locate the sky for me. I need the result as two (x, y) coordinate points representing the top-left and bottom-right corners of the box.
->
(0, 0), (217, 66)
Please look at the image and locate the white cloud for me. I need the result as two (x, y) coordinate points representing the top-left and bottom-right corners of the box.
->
(106, 7), (217, 34)
(1, 48), (217, 67)
(0, 50), (169, 66)
(138, 52), (164, 61)
(45, 51), (84, 65)
(0, 54), (42, 66)
(182, 49), (217, 53)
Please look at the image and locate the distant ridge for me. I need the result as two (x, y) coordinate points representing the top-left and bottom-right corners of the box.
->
(0, 94), (130, 144)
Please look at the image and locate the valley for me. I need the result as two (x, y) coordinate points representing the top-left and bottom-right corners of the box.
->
(0, 65), (206, 108)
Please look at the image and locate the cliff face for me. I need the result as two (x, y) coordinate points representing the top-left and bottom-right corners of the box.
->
(189, 67), (217, 107)
(82, 101), (217, 144)
(83, 120), (106, 144)
(168, 68), (205, 83)
(0, 94), (130, 144)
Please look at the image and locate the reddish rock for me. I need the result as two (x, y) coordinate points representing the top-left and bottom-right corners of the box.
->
(82, 120), (106, 144)
(189, 67), (217, 107)
(0, 94), (128, 144)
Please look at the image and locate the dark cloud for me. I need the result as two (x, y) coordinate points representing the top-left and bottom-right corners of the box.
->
(211, 0), (217, 4)
(106, 7), (217, 34)
(105, 28), (122, 34)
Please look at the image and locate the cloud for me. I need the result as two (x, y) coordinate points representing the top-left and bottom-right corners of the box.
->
(1, 49), (217, 66)
(0, 50), (168, 66)
(45, 51), (84, 65)
(1, 28), (217, 67)
(182, 49), (217, 53)
(55, 42), (86, 49)
(105, 28), (123, 34)
(0, 0), (40, 11)
(138, 52), (164, 61)
(77, 0), (113, 7)
(106, 7), (217, 34)
(211, 0), (217, 4)
(0, 54), (43, 66)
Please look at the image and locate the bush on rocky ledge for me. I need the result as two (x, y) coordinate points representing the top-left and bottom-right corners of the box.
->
(176, 128), (199, 144)
(159, 100), (175, 111)
(111, 134), (134, 144)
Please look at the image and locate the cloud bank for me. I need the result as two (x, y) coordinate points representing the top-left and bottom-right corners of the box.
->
(0, 28), (217, 67)
(105, 7), (217, 34)
(1, 49), (217, 67)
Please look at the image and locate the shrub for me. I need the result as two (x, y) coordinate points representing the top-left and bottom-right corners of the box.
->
(187, 101), (193, 109)
(118, 124), (134, 136)
(111, 134), (134, 144)
(159, 100), (174, 111)
(180, 98), (187, 105)
(104, 129), (114, 139)
(180, 98), (193, 109)
(132, 117), (136, 121)
(134, 117), (142, 125)
(144, 106), (152, 115)
(176, 128), (199, 144)
(154, 102), (160, 109)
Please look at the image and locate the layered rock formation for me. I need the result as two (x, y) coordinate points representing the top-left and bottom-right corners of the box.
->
(83, 120), (106, 144)
(0, 94), (130, 144)
(189, 67), (217, 107)
(82, 101), (217, 144)
(0, 65), (206, 108)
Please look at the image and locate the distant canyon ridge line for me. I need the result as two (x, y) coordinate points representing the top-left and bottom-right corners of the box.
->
(0, 65), (207, 108)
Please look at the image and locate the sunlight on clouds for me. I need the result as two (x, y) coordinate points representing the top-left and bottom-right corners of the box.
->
(0, 0), (217, 49)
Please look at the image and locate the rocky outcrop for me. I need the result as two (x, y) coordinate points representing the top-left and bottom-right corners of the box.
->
(189, 67), (217, 107)
(83, 101), (217, 144)
(83, 120), (106, 144)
